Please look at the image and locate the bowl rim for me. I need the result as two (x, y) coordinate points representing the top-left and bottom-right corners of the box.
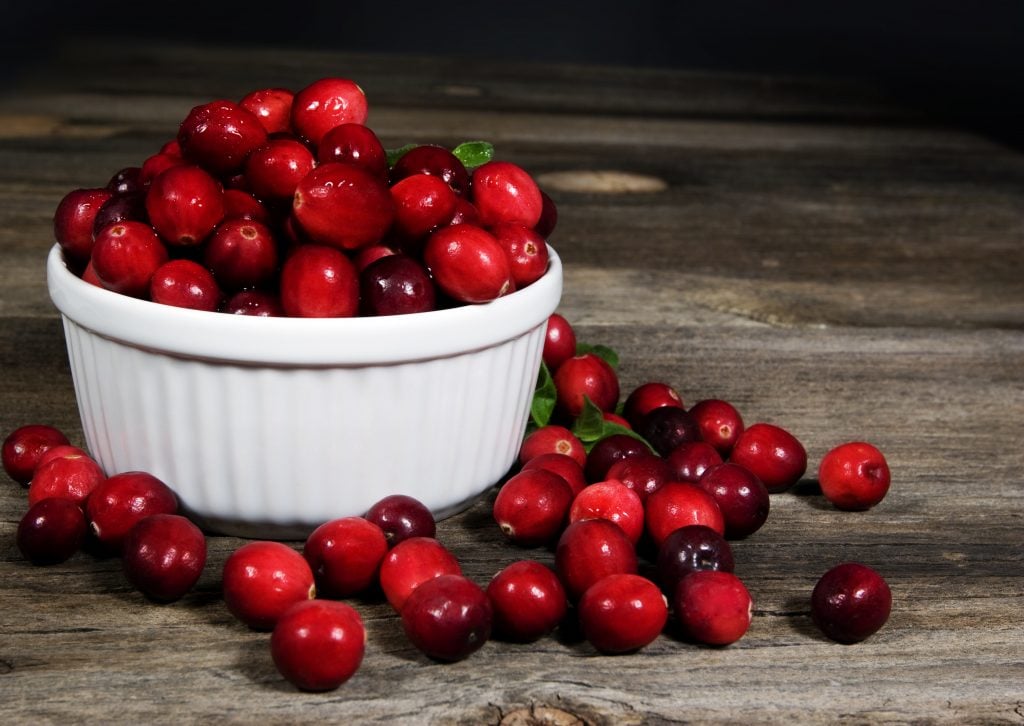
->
(47, 243), (562, 366)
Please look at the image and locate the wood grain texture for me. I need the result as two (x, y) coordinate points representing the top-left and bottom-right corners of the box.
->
(1, 41), (1022, 725)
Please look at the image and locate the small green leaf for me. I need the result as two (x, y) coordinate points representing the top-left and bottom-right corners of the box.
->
(385, 143), (418, 168)
(572, 396), (655, 453)
(575, 342), (620, 370)
(530, 362), (557, 428)
(452, 141), (494, 170)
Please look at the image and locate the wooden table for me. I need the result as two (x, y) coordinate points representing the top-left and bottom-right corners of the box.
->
(1, 42), (1022, 724)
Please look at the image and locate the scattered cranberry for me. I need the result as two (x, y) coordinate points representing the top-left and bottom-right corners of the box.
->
(423, 224), (513, 303)
(486, 560), (567, 642)
(27, 453), (105, 507)
(292, 162), (393, 250)
(555, 519), (638, 600)
(122, 514), (206, 603)
(673, 571), (753, 646)
(644, 482), (725, 547)
(53, 188), (113, 262)
(401, 574), (492, 662)
(622, 382), (684, 427)
(584, 434), (648, 483)
(518, 425), (586, 468)
(818, 441), (891, 511)
(666, 441), (723, 483)
(271, 599), (365, 691)
(605, 453), (671, 503)
(317, 123), (388, 179)
(392, 145), (469, 197)
(204, 219), (279, 291)
(378, 536), (461, 611)
(291, 77), (368, 146)
(145, 165), (225, 246)
(553, 353), (620, 418)
(656, 525), (735, 594)
(811, 563), (892, 643)
(279, 244), (359, 318)
(364, 494), (436, 546)
(389, 173), (457, 243)
(85, 471), (179, 551)
(35, 444), (90, 469)
(521, 453), (587, 498)
(17, 498), (87, 565)
(492, 469), (573, 547)
(303, 516), (388, 598)
(223, 290), (283, 317)
(245, 138), (316, 202)
(689, 399), (745, 455)
(635, 406), (700, 458)
(178, 99), (268, 175)
(730, 422), (808, 493)
(240, 87), (295, 135)
(542, 313), (577, 372)
(222, 541), (315, 629)
(471, 160), (543, 228)
(578, 574), (667, 654)
(490, 223), (549, 288)
(568, 480), (644, 545)
(360, 254), (437, 316)
(698, 463), (770, 539)
(150, 259), (222, 311)
(2, 424), (69, 485)
(91, 221), (169, 297)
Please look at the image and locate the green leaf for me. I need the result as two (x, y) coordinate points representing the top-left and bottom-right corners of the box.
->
(452, 141), (494, 170)
(385, 143), (418, 168)
(575, 342), (620, 370)
(530, 362), (557, 428)
(572, 396), (655, 453)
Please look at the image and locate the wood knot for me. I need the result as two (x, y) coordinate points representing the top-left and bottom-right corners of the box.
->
(535, 170), (667, 194)
(499, 705), (588, 726)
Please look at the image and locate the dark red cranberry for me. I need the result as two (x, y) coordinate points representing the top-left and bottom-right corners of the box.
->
(698, 463), (770, 539)
(53, 188), (113, 262)
(519, 425), (586, 467)
(635, 406), (701, 457)
(279, 244), (359, 317)
(27, 453), (105, 507)
(391, 145), (469, 197)
(17, 498), (86, 565)
(448, 197), (481, 226)
(204, 219), (279, 291)
(584, 434), (648, 483)
(222, 541), (315, 629)
(555, 519), (638, 600)
(423, 223), (513, 303)
(222, 189), (271, 223)
(360, 254), (437, 316)
(666, 441), (723, 483)
(644, 482), (725, 547)
(364, 494), (436, 546)
(490, 223), (549, 288)
(579, 574), (667, 654)
(122, 514), (206, 603)
(521, 453), (587, 498)
(245, 138), (316, 203)
(223, 290), (283, 317)
(150, 259), (222, 311)
(178, 100), (268, 175)
(554, 353), (620, 418)
(146, 165), (225, 246)
(622, 382), (685, 427)
(689, 399), (745, 455)
(730, 422), (807, 493)
(542, 313), (576, 372)
(271, 600), (365, 691)
(106, 167), (144, 196)
(378, 537), (461, 611)
(86, 471), (179, 551)
(389, 173), (457, 243)
(818, 441), (891, 511)
(303, 517), (388, 597)
(471, 160), (543, 228)
(139, 152), (185, 185)
(656, 525), (735, 594)
(401, 574), (492, 662)
(605, 453), (671, 503)
(240, 87), (295, 135)
(493, 469), (573, 547)
(569, 480), (644, 544)
(93, 192), (149, 237)
(291, 77), (368, 146)
(91, 221), (169, 297)
(487, 560), (567, 642)
(2, 424), (69, 485)
(811, 563), (892, 643)
(317, 123), (387, 179)
(674, 571), (753, 645)
(293, 162), (393, 250)
(534, 189), (558, 238)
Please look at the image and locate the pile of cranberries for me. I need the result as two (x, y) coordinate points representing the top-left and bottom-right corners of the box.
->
(53, 77), (556, 316)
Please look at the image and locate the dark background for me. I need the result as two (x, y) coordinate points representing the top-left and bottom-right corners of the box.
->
(3, 0), (1023, 144)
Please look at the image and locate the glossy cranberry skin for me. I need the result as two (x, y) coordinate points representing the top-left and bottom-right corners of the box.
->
(519, 425), (586, 468)
(811, 563), (892, 643)
(623, 382), (685, 427)
(390, 173), (457, 244)
(54, 188), (113, 261)
(291, 77), (368, 146)
(666, 441), (724, 483)
(698, 463), (770, 539)
(674, 570), (753, 646)
(535, 190), (558, 238)
(28, 454), (105, 507)
(555, 519), (638, 600)
(240, 87), (295, 135)
(222, 189), (271, 223)
(86, 471), (179, 551)
(378, 537), (461, 611)
(490, 223), (549, 288)
(35, 444), (89, 469)
(279, 244), (359, 317)
(178, 100), (268, 175)
(17, 498), (86, 565)
(245, 138), (315, 202)
(146, 165), (225, 246)
(542, 313), (576, 372)
(635, 407), (701, 458)
(493, 469), (573, 547)
(2, 424), (69, 485)
(657, 525), (735, 594)
(223, 290), (283, 316)
(487, 560), (567, 642)
(554, 354), (620, 419)
(271, 599), (365, 691)
(689, 399), (745, 455)
(106, 166), (144, 196)
(140, 152), (186, 185)
(303, 517), (388, 598)
(448, 197), (481, 226)
(392, 145), (469, 197)
(91, 221), (168, 297)
(521, 453), (587, 498)
(150, 260), (222, 311)
(579, 574), (668, 654)
(293, 162), (393, 250)
(471, 160), (543, 228)
(818, 441), (891, 511)
(122, 514), (206, 602)
(606, 453), (671, 503)
(354, 243), (397, 272)
(93, 192), (149, 237)
(730, 423), (808, 493)
(222, 541), (316, 629)
(569, 480), (645, 545)
(603, 412), (632, 428)
(360, 254), (436, 316)
(317, 123), (388, 179)
(364, 494), (436, 546)
(401, 574), (492, 662)
(645, 482), (725, 547)
(204, 219), (279, 291)
(584, 434), (648, 483)
(423, 224), (513, 303)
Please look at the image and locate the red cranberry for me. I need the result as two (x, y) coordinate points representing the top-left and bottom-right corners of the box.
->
(423, 224), (513, 303)
(603, 412), (632, 429)
(635, 407), (701, 458)
(569, 480), (644, 545)
(240, 87), (295, 135)
(146, 165), (225, 246)
(579, 574), (667, 654)
(519, 425), (586, 468)
(673, 570), (753, 646)
(178, 100), (268, 175)
(622, 382), (684, 427)
(204, 219), (279, 291)
(555, 519), (638, 600)
(689, 399), (745, 455)
(122, 514), (206, 602)
(303, 517), (388, 597)
(222, 189), (271, 223)
(584, 434), (648, 483)
(317, 123), (388, 179)
(818, 441), (891, 511)
(698, 463), (770, 539)
(471, 160), (543, 228)
(605, 453), (671, 503)
(392, 145), (469, 197)
(159, 139), (182, 157)
(360, 254), (437, 316)
(542, 313), (576, 372)
(93, 192), (149, 237)
(139, 152), (185, 185)
(521, 453), (586, 498)
(17, 498), (86, 564)
(401, 574), (492, 662)
(656, 525), (735, 594)
(378, 536), (461, 611)
(490, 223), (549, 288)
(271, 600), (365, 691)
(223, 290), (283, 317)
(150, 259), (222, 311)
(3, 424), (69, 485)
(82, 261), (102, 286)
(487, 560), (567, 642)
(364, 494), (436, 546)
(86, 471), (178, 551)
(535, 189), (558, 238)
(245, 138), (315, 203)
(811, 562), (892, 643)
(53, 188), (113, 262)
(279, 244), (359, 318)
(291, 77), (368, 146)
(28, 453), (105, 507)
(91, 221), (169, 297)
(666, 441), (723, 483)
(389, 173), (457, 244)
(554, 354), (620, 419)
(644, 482), (725, 547)
(293, 162), (393, 250)
(730, 422), (808, 493)
(354, 243), (397, 272)
(493, 469), (573, 547)
(106, 166), (144, 196)
(222, 541), (315, 629)
(448, 197), (481, 226)
(36, 444), (89, 469)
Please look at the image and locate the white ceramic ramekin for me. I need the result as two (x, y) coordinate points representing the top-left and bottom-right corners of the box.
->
(47, 244), (562, 538)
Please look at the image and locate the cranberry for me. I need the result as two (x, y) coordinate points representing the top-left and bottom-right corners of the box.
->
(423, 224), (513, 303)
(378, 536), (461, 611)
(27, 453), (105, 507)
(86, 471), (179, 551)
(122, 514), (206, 602)
(605, 453), (671, 503)
(521, 453), (587, 497)
(555, 519), (638, 600)
(35, 444), (89, 470)
(364, 494), (436, 546)
(490, 223), (549, 288)
(222, 189), (271, 223)
(145, 165), (225, 246)
(584, 434), (648, 483)
(535, 189), (558, 238)
(730, 422), (808, 493)
(448, 197), (481, 226)
(635, 406), (701, 458)
(159, 139), (182, 158)
(317, 123), (388, 179)
(354, 243), (397, 272)
(391, 145), (470, 197)
(579, 574), (667, 654)
(568, 480), (644, 545)
(291, 77), (368, 146)
(622, 382), (685, 427)
(223, 290), (283, 317)
(389, 173), (458, 244)
(293, 162), (393, 250)
(82, 262), (102, 287)
(818, 441), (891, 511)
(673, 571), (753, 646)
(486, 560), (567, 642)
(698, 463), (770, 539)
(279, 244), (359, 318)
(553, 353), (620, 418)
(93, 192), (149, 237)
(178, 99), (268, 175)
(271, 600), (365, 691)
(17, 498), (87, 565)
(666, 441), (723, 483)
(106, 166), (144, 196)
(471, 160), (543, 228)
(245, 138), (315, 203)
(401, 574), (492, 662)
(811, 562), (892, 643)
(222, 541), (315, 629)
(689, 399), (745, 455)
(53, 188), (113, 262)
(150, 259), (222, 311)
(140, 152), (185, 185)
(644, 482), (725, 547)
(603, 412), (632, 429)
(360, 254), (437, 316)
(2, 424), (69, 485)
(656, 525), (735, 594)
(239, 87), (295, 135)
(518, 425), (586, 468)
(493, 469), (572, 547)
(542, 313), (576, 372)
(204, 219), (279, 291)
(303, 517), (388, 598)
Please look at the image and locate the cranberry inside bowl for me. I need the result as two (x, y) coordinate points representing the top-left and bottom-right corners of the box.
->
(47, 244), (562, 538)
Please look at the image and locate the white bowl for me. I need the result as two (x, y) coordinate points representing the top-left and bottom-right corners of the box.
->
(47, 244), (562, 538)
